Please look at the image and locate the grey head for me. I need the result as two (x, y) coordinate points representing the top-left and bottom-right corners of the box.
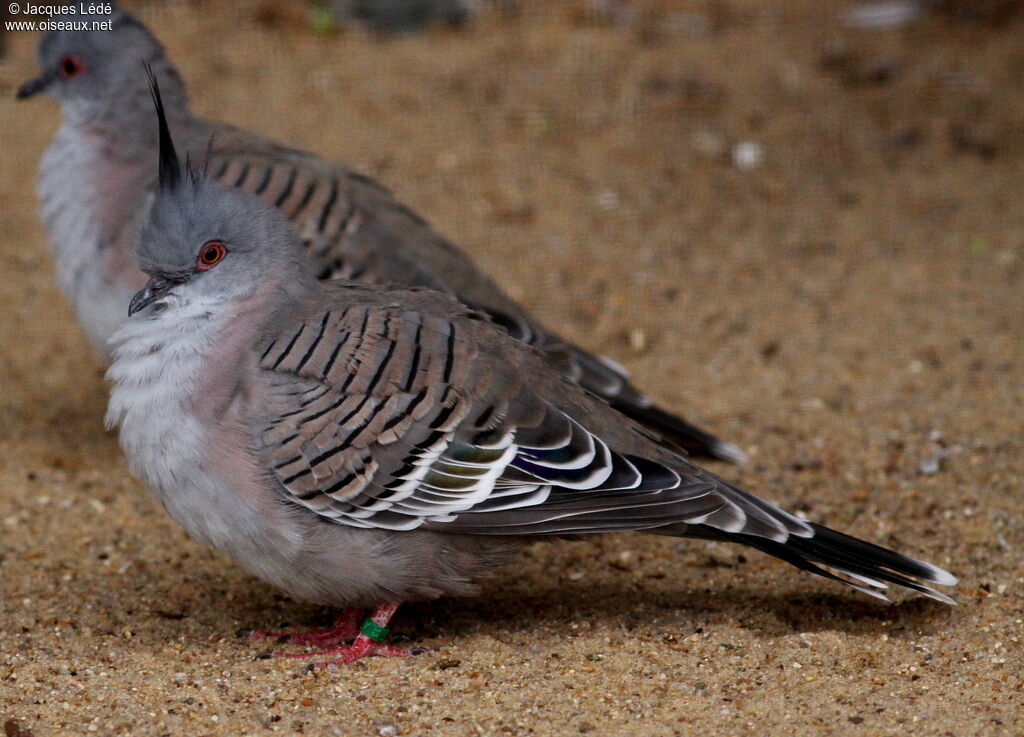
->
(16, 7), (186, 128)
(129, 77), (313, 318)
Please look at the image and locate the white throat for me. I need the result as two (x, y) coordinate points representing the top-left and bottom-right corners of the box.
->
(106, 295), (230, 463)
(105, 295), (238, 542)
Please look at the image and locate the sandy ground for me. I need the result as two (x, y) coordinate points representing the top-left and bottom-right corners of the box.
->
(1, 1), (1022, 735)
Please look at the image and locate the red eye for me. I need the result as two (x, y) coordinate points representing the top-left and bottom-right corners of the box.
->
(196, 241), (227, 270)
(57, 54), (86, 80)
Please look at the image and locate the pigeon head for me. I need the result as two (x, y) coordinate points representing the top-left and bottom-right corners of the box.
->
(129, 77), (312, 317)
(17, 8), (186, 126)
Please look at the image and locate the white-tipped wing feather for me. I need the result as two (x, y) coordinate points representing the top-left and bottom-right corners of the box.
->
(253, 296), (742, 535)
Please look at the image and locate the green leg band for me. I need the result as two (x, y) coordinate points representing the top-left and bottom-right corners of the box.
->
(359, 617), (389, 643)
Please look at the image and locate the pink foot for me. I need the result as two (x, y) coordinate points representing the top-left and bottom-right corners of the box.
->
(242, 608), (362, 647)
(248, 602), (411, 668)
(274, 633), (410, 669)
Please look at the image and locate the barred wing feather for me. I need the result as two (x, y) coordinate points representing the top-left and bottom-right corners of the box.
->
(254, 304), (738, 535)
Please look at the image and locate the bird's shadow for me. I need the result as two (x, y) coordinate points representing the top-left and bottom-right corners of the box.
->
(409, 578), (958, 643)
(194, 570), (958, 650)
(33, 542), (958, 654)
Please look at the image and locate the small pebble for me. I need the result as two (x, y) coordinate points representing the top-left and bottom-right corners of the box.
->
(732, 141), (764, 171)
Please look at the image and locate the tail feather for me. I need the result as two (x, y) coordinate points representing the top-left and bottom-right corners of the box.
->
(565, 351), (748, 464)
(610, 398), (749, 465)
(481, 308), (747, 465)
(691, 521), (958, 604)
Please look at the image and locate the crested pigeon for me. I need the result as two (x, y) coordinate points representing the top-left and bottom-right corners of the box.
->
(17, 8), (744, 463)
(103, 79), (957, 667)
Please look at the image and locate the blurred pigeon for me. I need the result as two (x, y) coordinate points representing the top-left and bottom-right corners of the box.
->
(104, 79), (957, 667)
(18, 8), (744, 463)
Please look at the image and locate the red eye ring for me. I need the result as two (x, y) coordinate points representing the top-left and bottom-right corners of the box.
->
(196, 241), (227, 271)
(57, 54), (86, 80)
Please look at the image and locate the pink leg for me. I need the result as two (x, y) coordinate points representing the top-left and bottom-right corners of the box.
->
(242, 607), (362, 647)
(266, 603), (409, 668)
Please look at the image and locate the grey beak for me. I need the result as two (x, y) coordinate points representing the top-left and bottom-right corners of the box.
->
(129, 277), (175, 316)
(16, 73), (52, 99)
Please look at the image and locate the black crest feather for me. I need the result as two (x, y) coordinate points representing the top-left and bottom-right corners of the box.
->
(145, 62), (181, 192)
